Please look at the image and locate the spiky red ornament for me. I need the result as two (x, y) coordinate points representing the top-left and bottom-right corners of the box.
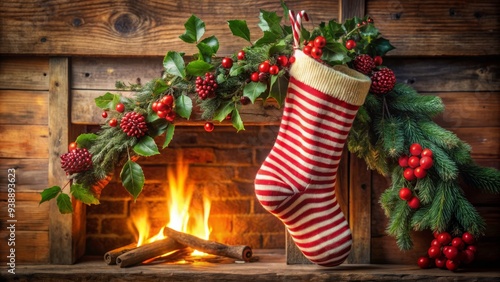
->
(370, 68), (396, 94)
(120, 112), (148, 138)
(60, 148), (92, 174)
(353, 54), (375, 75)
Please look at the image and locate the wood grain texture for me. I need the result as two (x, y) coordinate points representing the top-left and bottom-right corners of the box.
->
(0, 57), (49, 90)
(0, 231), (49, 263)
(0, 0), (339, 56)
(0, 199), (49, 231)
(0, 90), (49, 125)
(0, 159), (48, 192)
(0, 125), (49, 159)
(367, 0), (499, 56)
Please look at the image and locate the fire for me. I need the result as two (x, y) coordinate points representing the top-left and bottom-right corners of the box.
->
(129, 160), (211, 256)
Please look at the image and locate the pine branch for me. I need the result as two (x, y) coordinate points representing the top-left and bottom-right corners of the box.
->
(454, 193), (486, 236)
(459, 163), (500, 193)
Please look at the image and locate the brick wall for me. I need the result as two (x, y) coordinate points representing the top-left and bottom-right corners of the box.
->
(86, 125), (285, 255)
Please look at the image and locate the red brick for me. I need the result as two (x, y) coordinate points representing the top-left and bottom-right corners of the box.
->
(210, 199), (251, 215)
(188, 165), (234, 181)
(86, 200), (126, 215)
(232, 214), (284, 234)
(235, 166), (259, 182)
(208, 215), (233, 233)
(85, 236), (135, 256)
(214, 148), (253, 164)
(99, 182), (132, 200)
(86, 217), (100, 234)
(101, 218), (130, 235)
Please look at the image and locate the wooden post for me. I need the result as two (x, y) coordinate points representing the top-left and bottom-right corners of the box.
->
(48, 57), (85, 264)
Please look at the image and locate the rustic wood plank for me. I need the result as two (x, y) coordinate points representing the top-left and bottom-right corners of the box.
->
(347, 154), (371, 264)
(0, 231), (49, 263)
(285, 231), (313, 265)
(0, 159), (48, 192)
(0, 56), (49, 90)
(0, 0), (339, 56)
(0, 90), (49, 125)
(386, 57), (500, 93)
(366, 0), (499, 56)
(0, 125), (49, 159)
(0, 199), (49, 231)
(454, 127), (500, 159)
(339, 0), (365, 21)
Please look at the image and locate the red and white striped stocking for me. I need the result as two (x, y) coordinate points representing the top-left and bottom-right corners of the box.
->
(255, 50), (371, 266)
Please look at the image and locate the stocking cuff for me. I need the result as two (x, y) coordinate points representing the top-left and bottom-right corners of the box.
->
(290, 50), (371, 106)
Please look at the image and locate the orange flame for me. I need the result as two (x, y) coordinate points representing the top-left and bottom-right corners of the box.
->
(129, 159), (211, 256)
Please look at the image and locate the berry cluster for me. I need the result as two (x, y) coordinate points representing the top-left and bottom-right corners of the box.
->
(120, 112), (148, 138)
(370, 68), (396, 95)
(152, 95), (175, 122)
(398, 187), (420, 209)
(196, 73), (218, 100)
(399, 143), (434, 181)
(60, 148), (92, 175)
(418, 231), (477, 271)
(249, 55), (290, 85)
(303, 36), (326, 59)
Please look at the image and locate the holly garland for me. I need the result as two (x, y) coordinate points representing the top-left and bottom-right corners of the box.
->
(39, 1), (500, 269)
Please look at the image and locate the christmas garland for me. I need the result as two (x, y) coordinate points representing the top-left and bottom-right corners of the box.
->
(40, 1), (500, 269)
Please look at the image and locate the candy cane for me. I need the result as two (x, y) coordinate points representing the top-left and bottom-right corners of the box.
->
(289, 10), (309, 49)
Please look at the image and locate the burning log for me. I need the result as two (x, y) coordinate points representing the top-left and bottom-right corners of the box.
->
(103, 243), (137, 265)
(163, 226), (253, 262)
(116, 237), (186, 268)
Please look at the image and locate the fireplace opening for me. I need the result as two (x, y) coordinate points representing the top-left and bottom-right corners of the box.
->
(85, 125), (285, 262)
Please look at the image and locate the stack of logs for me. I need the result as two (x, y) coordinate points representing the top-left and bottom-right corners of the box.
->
(104, 227), (253, 267)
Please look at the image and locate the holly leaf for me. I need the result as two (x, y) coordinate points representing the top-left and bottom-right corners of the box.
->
(229, 64), (245, 76)
(197, 42), (215, 63)
(95, 92), (119, 109)
(231, 108), (245, 132)
(199, 35), (219, 53)
(75, 133), (98, 149)
(268, 74), (288, 106)
(179, 15), (205, 43)
(186, 60), (214, 77)
(228, 20), (251, 43)
(70, 183), (99, 205)
(163, 123), (175, 149)
(163, 51), (186, 78)
(373, 37), (396, 56)
(243, 82), (267, 104)
(147, 117), (169, 137)
(120, 160), (145, 200)
(269, 39), (287, 55)
(213, 101), (235, 122)
(254, 31), (278, 47)
(258, 10), (283, 37)
(175, 95), (193, 119)
(133, 135), (160, 157)
(327, 20), (345, 38)
(153, 79), (169, 95)
(39, 186), (62, 205)
(56, 193), (73, 214)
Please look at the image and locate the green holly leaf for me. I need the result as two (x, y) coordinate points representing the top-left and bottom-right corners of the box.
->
(186, 60), (214, 77)
(197, 42), (215, 63)
(133, 135), (160, 157)
(175, 95), (193, 119)
(269, 39), (287, 55)
(39, 186), (61, 205)
(373, 37), (396, 56)
(258, 10), (283, 37)
(75, 133), (98, 149)
(95, 92), (119, 109)
(56, 193), (73, 214)
(147, 117), (169, 137)
(228, 20), (251, 43)
(199, 35), (219, 53)
(231, 108), (245, 132)
(70, 183), (99, 205)
(243, 82), (267, 104)
(229, 64), (245, 76)
(179, 15), (205, 43)
(360, 24), (380, 41)
(163, 51), (186, 78)
(120, 160), (145, 200)
(213, 101), (235, 122)
(163, 123), (175, 149)
(268, 75), (288, 106)
(327, 20), (345, 38)
(254, 31), (278, 47)
(322, 42), (350, 65)
(153, 79), (169, 95)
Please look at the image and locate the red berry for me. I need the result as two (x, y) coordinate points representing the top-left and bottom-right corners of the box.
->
(446, 259), (460, 271)
(277, 55), (289, 67)
(370, 68), (396, 95)
(408, 196), (420, 209)
(421, 148), (433, 158)
(466, 245), (477, 253)
(419, 156), (434, 170)
(258, 72), (269, 83)
(240, 96), (250, 105)
(307, 41), (314, 47)
(461, 250), (475, 264)
(115, 103), (125, 113)
(250, 72), (260, 82)
(161, 95), (174, 106)
(438, 232), (452, 245)
(269, 65), (279, 75)
(102, 111), (108, 118)
(345, 39), (356, 50)
(303, 45), (312, 55)
(452, 237), (465, 250)
(204, 122), (214, 132)
(166, 111), (176, 122)
(403, 168), (416, 181)
(310, 47), (323, 59)
(444, 246), (459, 260)
(410, 143), (423, 156)
(417, 256), (431, 269)
(157, 110), (167, 119)
(398, 155), (409, 167)
(431, 239), (441, 247)
(151, 102), (159, 112)
(462, 232), (475, 245)
(428, 246), (442, 259)
(435, 257), (447, 269)
(221, 57), (233, 69)
(414, 167), (427, 179)
(258, 61), (270, 73)
(68, 142), (78, 151)
(373, 55), (383, 66)
(289, 56), (296, 64)
(313, 36), (326, 48)
(109, 118), (118, 127)
(408, 156), (420, 168)
(433, 231), (440, 239)
(398, 187), (412, 201)
(237, 50), (245, 60)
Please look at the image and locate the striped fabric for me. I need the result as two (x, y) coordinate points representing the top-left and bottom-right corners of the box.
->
(255, 50), (370, 267)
